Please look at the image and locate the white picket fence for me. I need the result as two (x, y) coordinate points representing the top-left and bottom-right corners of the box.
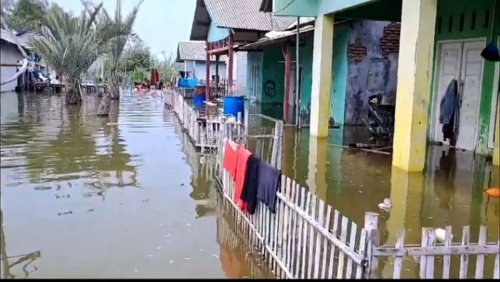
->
(215, 150), (500, 278)
(163, 89), (499, 279)
(164, 90), (221, 151)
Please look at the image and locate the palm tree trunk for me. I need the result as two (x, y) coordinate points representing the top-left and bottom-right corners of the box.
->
(110, 84), (120, 100)
(97, 87), (113, 117)
(65, 79), (82, 105)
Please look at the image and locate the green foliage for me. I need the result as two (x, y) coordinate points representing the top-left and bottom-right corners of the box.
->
(123, 41), (151, 72)
(130, 67), (149, 84)
(151, 52), (178, 84)
(30, 0), (135, 103)
(5, 0), (48, 32)
(102, 0), (143, 89)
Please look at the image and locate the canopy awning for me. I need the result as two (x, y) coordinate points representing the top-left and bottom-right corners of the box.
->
(239, 25), (314, 50)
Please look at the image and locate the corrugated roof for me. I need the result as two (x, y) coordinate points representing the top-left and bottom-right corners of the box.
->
(176, 41), (228, 62)
(1, 29), (34, 49)
(205, 0), (295, 31)
(240, 25), (315, 50)
(190, 0), (296, 40)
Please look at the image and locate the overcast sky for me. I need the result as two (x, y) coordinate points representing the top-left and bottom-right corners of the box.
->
(51, 0), (196, 59)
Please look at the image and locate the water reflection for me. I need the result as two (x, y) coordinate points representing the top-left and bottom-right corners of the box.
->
(281, 126), (499, 278)
(1, 91), (271, 278)
(1, 209), (41, 279)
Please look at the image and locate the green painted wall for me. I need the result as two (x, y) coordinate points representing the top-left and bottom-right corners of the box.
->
(299, 35), (314, 126)
(331, 25), (350, 125)
(261, 46), (285, 120)
(317, 0), (376, 15)
(246, 52), (263, 101)
(431, 0), (500, 155)
(274, 0), (318, 16)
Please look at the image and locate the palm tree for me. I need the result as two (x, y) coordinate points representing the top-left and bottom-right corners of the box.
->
(96, 0), (143, 117)
(103, 0), (143, 101)
(30, 1), (130, 105)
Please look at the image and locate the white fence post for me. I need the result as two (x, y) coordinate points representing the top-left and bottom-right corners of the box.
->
(364, 212), (379, 279)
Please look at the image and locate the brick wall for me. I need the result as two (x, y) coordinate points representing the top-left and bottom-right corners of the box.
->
(348, 38), (368, 62)
(380, 22), (401, 57)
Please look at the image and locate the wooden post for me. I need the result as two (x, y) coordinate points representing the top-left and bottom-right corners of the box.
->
(364, 212), (379, 279)
(228, 35), (234, 94)
(215, 54), (220, 96)
(284, 44), (292, 124)
(206, 41), (211, 101)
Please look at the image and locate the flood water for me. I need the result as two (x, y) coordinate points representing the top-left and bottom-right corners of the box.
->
(281, 126), (499, 278)
(0, 91), (272, 279)
(1, 91), (498, 279)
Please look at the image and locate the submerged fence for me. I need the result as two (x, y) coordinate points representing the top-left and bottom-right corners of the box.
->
(164, 90), (500, 279)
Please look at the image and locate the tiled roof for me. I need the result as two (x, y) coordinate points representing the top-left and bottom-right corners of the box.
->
(176, 41), (227, 62)
(205, 0), (295, 31)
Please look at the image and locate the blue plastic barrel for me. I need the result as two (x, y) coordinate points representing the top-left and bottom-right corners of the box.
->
(223, 96), (245, 119)
(194, 94), (206, 109)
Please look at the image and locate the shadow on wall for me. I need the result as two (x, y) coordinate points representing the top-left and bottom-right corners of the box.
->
(345, 21), (400, 125)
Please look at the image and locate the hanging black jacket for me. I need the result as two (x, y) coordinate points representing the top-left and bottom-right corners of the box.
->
(439, 79), (460, 141)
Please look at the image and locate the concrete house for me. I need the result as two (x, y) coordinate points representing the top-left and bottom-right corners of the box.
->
(0, 29), (28, 93)
(265, 0), (500, 171)
(189, 0), (296, 96)
(176, 41), (227, 82)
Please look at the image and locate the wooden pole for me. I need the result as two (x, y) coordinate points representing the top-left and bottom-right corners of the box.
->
(284, 44), (292, 124)
(206, 41), (211, 101)
(215, 54), (220, 95)
(295, 17), (301, 128)
(228, 35), (234, 94)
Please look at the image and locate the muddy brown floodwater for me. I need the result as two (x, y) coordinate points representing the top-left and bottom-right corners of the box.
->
(1, 91), (498, 279)
(281, 126), (499, 278)
(0, 91), (272, 279)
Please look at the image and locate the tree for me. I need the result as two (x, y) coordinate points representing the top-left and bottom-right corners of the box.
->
(95, 0), (143, 117)
(5, 0), (48, 32)
(103, 0), (143, 100)
(123, 41), (151, 73)
(151, 51), (178, 85)
(31, 1), (131, 105)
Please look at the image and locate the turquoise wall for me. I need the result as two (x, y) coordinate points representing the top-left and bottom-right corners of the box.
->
(317, 0), (376, 15)
(261, 46), (285, 120)
(207, 21), (230, 43)
(261, 46), (285, 104)
(246, 52), (263, 101)
(331, 25), (350, 125)
(299, 35), (313, 126)
(431, 0), (500, 154)
(274, 0), (318, 16)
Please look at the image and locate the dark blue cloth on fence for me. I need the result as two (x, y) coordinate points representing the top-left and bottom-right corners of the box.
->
(257, 160), (281, 213)
(240, 155), (261, 215)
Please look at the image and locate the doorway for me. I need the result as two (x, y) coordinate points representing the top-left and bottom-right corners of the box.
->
(432, 40), (485, 151)
(285, 65), (303, 126)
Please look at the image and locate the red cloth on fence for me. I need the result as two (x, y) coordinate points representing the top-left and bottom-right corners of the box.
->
(234, 146), (252, 212)
(223, 140), (238, 179)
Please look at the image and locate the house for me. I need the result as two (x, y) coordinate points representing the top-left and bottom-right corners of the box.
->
(0, 29), (28, 93)
(189, 0), (296, 97)
(265, 0), (500, 171)
(241, 16), (403, 126)
(176, 41), (227, 82)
